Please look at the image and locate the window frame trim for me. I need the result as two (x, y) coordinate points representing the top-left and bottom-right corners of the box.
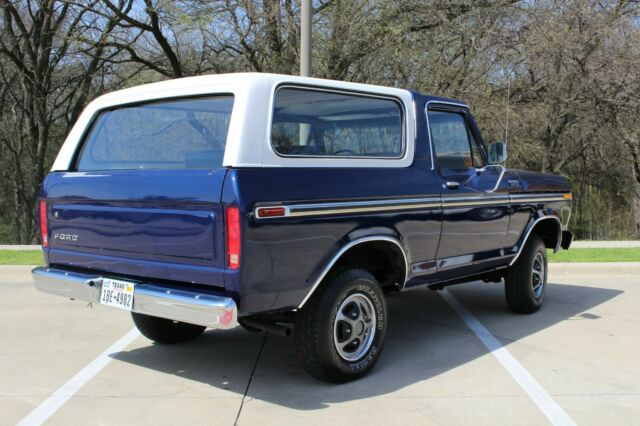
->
(269, 84), (407, 160)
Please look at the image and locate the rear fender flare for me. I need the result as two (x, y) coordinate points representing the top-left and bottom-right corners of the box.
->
(298, 233), (408, 309)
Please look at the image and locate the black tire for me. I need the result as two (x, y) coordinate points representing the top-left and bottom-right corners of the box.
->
(505, 235), (548, 314)
(131, 312), (206, 344)
(295, 269), (387, 383)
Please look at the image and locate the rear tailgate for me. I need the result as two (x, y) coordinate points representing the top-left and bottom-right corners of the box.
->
(43, 169), (227, 287)
(40, 95), (236, 288)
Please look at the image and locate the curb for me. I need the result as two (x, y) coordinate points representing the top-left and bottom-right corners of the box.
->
(549, 262), (640, 276)
(571, 241), (640, 248)
(0, 245), (41, 251)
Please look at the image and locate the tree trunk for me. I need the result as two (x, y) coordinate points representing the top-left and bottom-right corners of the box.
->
(634, 187), (640, 239)
(632, 157), (640, 239)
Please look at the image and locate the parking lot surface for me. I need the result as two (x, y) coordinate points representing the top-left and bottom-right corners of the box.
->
(1, 263), (638, 426)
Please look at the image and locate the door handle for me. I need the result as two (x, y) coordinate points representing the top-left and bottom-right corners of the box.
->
(445, 181), (460, 190)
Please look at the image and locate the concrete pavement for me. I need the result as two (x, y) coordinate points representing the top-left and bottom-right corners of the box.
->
(1, 263), (639, 425)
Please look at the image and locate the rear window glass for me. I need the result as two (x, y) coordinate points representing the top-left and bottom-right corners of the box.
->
(271, 87), (404, 158)
(76, 96), (234, 170)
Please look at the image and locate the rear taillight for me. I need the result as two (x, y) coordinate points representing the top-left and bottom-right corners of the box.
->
(226, 206), (241, 270)
(39, 199), (48, 248)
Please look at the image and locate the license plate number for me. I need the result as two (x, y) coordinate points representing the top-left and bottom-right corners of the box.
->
(100, 278), (135, 311)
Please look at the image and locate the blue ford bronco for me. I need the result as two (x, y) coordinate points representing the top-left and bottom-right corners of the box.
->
(33, 73), (573, 382)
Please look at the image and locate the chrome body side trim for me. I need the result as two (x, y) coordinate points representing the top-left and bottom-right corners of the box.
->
(255, 197), (441, 219)
(273, 196), (568, 305)
(442, 194), (510, 207)
(32, 267), (237, 329)
(255, 193), (570, 219)
(287, 197), (440, 217)
(443, 199), (509, 207)
(297, 236), (408, 309)
(509, 215), (563, 266)
(509, 194), (568, 203)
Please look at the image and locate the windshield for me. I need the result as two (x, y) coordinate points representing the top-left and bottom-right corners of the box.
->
(76, 96), (234, 171)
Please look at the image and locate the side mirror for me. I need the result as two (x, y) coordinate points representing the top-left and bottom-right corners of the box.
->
(488, 141), (507, 164)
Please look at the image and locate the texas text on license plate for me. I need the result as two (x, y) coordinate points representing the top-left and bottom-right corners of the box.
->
(100, 278), (135, 311)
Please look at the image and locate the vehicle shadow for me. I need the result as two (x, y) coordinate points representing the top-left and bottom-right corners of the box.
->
(111, 281), (622, 410)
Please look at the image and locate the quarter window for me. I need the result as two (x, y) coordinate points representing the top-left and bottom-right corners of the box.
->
(271, 87), (404, 158)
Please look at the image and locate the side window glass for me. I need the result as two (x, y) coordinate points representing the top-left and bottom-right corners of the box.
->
(428, 111), (473, 170)
(271, 88), (404, 158)
(272, 122), (318, 155)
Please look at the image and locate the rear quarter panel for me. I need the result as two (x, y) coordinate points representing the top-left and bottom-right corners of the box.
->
(223, 163), (443, 315)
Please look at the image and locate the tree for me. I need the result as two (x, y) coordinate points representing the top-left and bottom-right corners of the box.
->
(0, 0), (122, 242)
(504, 0), (640, 238)
(0, 0), (639, 242)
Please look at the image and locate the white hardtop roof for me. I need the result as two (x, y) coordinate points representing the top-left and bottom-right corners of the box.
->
(52, 73), (416, 170)
(92, 73), (412, 108)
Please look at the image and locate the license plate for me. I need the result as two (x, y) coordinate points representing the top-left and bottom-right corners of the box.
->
(100, 278), (135, 311)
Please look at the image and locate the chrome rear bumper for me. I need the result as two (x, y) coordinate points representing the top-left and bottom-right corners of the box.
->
(32, 266), (237, 329)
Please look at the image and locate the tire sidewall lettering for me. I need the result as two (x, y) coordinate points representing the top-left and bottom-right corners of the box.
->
(355, 283), (385, 331)
(331, 280), (386, 372)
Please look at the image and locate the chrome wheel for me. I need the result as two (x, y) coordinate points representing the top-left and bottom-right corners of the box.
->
(532, 252), (545, 299)
(333, 293), (377, 361)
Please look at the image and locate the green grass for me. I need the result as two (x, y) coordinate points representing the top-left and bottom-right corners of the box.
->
(0, 250), (44, 265)
(0, 248), (638, 266)
(548, 247), (640, 262)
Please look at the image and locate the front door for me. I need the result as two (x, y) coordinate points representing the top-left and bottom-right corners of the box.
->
(427, 104), (511, 272)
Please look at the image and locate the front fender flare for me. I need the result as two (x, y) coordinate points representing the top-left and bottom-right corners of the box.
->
(510, 214), (562, 267)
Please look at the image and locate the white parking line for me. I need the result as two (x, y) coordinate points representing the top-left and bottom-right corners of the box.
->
(17, 328), (140, 426)
(440, 289), (576, 426)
